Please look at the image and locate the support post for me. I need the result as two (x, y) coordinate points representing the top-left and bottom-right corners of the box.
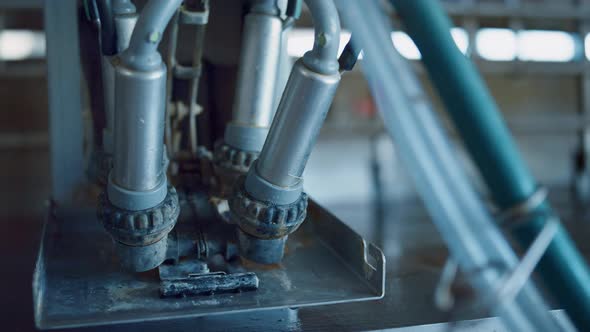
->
(44, 0), (84, 203)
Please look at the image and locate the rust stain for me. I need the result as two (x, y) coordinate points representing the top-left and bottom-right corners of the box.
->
(240, 256), (283, 271)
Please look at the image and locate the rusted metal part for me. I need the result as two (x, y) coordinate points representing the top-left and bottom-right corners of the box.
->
(229, 176), (308, 240)
(160, 272), (259, 297)
(97, 186), (181, 272)
(165, 0), (210, 169)
(34, 196), (384, 329)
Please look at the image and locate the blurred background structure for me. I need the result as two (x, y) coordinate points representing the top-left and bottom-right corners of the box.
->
(3, 0), (590, 330)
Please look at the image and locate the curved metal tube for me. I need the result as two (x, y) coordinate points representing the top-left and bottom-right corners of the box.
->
(254, 60), (340, 189)
(302, 0), (340, 74)
(109, 0), (182, 207)
(247, 0), (341, 193)
(233, 0), (342, 264)
(122, 0), (183, 70)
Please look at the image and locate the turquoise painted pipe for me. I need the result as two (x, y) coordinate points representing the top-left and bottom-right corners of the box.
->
(391, 0), (590, 329)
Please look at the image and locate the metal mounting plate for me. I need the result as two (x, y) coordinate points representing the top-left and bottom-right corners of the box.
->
(33, 198), (385, 329)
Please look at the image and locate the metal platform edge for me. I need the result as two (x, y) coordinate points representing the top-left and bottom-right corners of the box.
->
(32, 199), (386, 330)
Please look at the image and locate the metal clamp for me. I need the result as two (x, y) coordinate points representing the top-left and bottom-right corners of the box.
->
(434, 211), (559, 316)
(497, 186), (548, 228)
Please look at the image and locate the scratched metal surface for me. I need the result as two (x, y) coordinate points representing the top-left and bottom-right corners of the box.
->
(33, 195), (385, 330)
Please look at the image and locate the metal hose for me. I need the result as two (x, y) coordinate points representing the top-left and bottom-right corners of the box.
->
(251, 0), (342, 190)
(122, 0), (183, 70)
(302, 0), (340, 74)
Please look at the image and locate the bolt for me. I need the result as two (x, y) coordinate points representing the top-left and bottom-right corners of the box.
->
(148, 31), (160, 43)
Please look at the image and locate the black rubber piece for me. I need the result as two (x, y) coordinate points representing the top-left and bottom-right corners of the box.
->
(96, 0), (117, 55)
(338, 36), (361, 72)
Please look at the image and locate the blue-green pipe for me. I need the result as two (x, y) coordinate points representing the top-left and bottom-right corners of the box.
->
(391, 0), (590, 329)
